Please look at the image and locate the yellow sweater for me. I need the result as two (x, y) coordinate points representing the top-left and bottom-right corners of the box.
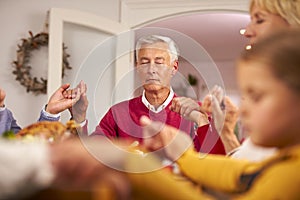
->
(128, 145), (300, 199)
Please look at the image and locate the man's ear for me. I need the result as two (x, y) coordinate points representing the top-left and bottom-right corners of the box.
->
(171, 61), (178, 76)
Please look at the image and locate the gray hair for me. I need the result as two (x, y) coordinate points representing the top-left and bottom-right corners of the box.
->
(135, 35), (179, 63)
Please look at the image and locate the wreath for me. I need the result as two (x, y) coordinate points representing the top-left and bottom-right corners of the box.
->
(12, 31), (72, 95)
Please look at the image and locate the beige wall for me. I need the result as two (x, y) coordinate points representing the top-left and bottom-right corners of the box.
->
(0, 0), (120, 127)
(0, 0), (247, 128)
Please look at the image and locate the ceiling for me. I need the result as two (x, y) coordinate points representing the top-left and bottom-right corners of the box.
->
(135, 12), (250, 62)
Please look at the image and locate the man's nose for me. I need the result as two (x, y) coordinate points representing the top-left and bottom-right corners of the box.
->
(147, 63), (158, 73)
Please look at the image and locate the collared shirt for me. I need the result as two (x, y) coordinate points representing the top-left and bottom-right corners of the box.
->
(141, 88), (174, 113)
(0, 105), (60, 118)
(42, 105), (61, 118)
(0, 106), (6, 112)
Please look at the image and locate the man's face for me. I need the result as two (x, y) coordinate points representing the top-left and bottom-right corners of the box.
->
(136, 42), (178, 92)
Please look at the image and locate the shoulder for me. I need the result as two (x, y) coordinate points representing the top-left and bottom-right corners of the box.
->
(0, 107), (14, 118)
(231, 138), (277, 162)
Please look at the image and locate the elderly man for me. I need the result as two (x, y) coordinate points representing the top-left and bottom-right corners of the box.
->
(78, 35), (225, 154)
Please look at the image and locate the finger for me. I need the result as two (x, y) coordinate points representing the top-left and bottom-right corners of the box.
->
(170, 98), (176, 111)
(81, 92), (89, 107)
(64, 90), (76, 99)
(185, 99), (199, 116)
(84, 82), (87, 93)
(176, 98), (186, 115)
(224, 97), (237, 110)
(170, 98), (180, 113)
(180, 100), (193, 116)
(214, 86), (224, 103)
(81, 83), (88, 97)
(210, 85), (219, 96)
(211, 95), (224, 116)
(143, 136), (159, 151)
(140, 116), (165, 138)
(60, 83), (71, 92)
(71, 88), (81, 106)
(140, 115), (151, 126)
(77, 80), (87, 95)
(201, 94), (212, 113)
(211, 95), (226, 134)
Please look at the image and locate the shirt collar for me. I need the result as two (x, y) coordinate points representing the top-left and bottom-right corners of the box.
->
(142, 88), (174, 113)
(0, 106), (6, 112)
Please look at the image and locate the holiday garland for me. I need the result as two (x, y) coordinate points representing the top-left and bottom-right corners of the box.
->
(12, 31), (72, 95)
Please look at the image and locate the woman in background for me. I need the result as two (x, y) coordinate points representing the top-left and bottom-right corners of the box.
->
(204, 0), (300, 161)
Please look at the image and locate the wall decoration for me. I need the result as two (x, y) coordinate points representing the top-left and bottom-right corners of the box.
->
(12, 31), (72, 95)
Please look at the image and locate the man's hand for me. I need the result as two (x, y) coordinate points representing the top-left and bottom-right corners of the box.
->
(46, 83), (81, 115)
(170, 97), (209, 126)
(65, 81), (88, 123)
(203, 85), (240, 153)
(207, 85), (239, 135)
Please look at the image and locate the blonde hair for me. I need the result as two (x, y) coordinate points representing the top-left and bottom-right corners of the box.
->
(250, 0), (300, 26)
(238, 29), (300, 94)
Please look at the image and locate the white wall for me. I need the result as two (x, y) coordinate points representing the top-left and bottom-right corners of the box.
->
(172, 59), (239, 101)
(0, 0), (246, 129)
(0, 0), (120, 127)
(171, 45), (243, 106)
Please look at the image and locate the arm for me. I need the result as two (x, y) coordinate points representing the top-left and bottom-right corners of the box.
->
(0, 108), (22, 134)
(210, 95), (241, 154)
(202, 85), (241, 154)
(170, 97), (209, 127)
(38, 106), (60, 122)
(0, 89), (21, 133)
(178, 147), (300, 199)
(91, 108), (118, 139)
(140, 116), (248, 193)
(38, 83), (82, 122)
(66, 81), (88, 124)
(177, 149), (249, 192)
(195, 119), (226, 154)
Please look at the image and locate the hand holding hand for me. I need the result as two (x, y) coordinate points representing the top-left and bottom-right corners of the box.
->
(219, 97), (239, 135)
(206, 85), (240, 153)
(46, 83), (81, 115)
(170, 97), (209, 126)
(209, 85), (238, 135)
(66, 81), (88, 123)
(209, 85), (226, 134)
(140, 116), (193, 161)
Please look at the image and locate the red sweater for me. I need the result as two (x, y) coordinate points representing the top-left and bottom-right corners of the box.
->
(89, 96), (225, 155)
